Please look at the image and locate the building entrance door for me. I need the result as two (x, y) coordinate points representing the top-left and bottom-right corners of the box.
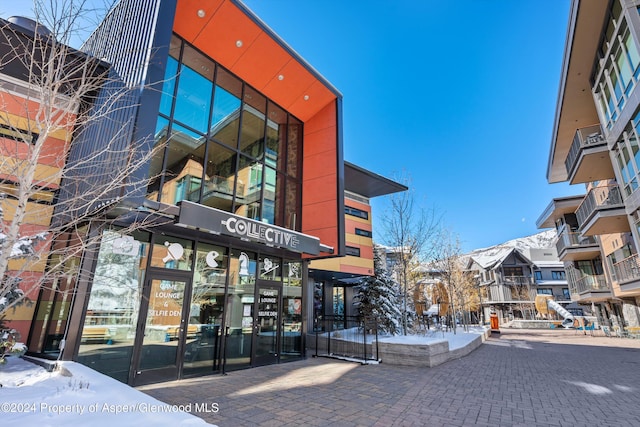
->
(252, 281), (281, 366)
(131, 269), (192, 386)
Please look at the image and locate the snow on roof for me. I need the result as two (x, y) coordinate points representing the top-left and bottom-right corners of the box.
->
(468, 246), (517, 270)
(536, 280), (568, 285)
(533, 261), (564, 268)
(465, 230), (558, 270)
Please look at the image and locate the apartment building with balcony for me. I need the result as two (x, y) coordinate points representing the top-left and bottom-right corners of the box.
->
(541, 0), (640, 332)
(465, 231), (571, 324)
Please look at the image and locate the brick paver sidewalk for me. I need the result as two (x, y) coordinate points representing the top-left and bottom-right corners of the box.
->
(139, 329), (640, 426)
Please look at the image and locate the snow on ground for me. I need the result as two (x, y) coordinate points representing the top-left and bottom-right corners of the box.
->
(0, 357), (214, 427)
(378, 326), (486, 350)
(0, 327), (485, 426)
(331, 325), (487, 351)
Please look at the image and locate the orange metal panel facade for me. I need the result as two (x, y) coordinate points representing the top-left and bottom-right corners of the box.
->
(173, 0), (342, 256)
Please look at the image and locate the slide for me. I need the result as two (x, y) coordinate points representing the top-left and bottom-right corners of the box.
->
(547, 299), (574, 328)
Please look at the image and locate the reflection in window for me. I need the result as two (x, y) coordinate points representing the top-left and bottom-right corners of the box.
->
(230, 250), (257, 288)
(282, 259), (302, 359)
(77, 230), (149, 382)
(162, 123), (205, 205)
(259, 255), (281, 281)
(150, 236), (193, 270)
(240, 86), (266, 159)
(211, 68), (242, 149)
(225, 250), (256, 370)
(150, 35), (302, 230)
(202, 141), (237, 210)
(184, 243), (227, 375)
(236, 155), (262, 219)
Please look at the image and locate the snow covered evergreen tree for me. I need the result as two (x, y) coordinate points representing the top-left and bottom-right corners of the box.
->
(353, 248), (402, 334)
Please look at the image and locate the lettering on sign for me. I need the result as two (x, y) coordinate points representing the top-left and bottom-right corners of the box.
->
(258, 311), (278, 317)
(223, 217), (300, 249)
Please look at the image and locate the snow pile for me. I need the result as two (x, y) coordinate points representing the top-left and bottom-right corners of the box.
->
(0, 357), (213, 426)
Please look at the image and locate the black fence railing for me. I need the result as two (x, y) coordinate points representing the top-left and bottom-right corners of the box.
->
(312, 315), (379, 363)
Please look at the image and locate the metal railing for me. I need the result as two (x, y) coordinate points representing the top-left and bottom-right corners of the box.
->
(555, 229), (598, 254)
(312, 315), (379, 363)
(564, 124), (605, 175)
(485, 284), (536, 302)
(570, 274), (608, 294)
(499, 276), (533, 286)
(576, 185), (623, 226)
(613, 253), (640, 284)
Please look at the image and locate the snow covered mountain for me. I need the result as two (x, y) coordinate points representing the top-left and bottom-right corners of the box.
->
(467, 229), (557, 256)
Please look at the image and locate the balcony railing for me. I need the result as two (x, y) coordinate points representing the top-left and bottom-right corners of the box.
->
(499, 275), (533, 286)
(569, 274), (608, 295)
(613, 254), (640, 284)
(575, 184), (623, 226)
(564, 124), (605, 175)
(486, 284), (536, 302)
(555, 229), (598, 254)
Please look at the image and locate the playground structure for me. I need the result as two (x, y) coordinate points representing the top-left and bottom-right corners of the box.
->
(534, 295), (575, 328)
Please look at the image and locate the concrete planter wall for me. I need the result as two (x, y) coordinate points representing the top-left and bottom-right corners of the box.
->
(378, 329), (490, 368)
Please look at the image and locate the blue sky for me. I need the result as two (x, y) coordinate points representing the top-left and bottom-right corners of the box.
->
(240, 0), (575, 251)
(2, 0), (575, 252)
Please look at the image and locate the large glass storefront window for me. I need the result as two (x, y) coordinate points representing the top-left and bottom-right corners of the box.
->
(150, 235), (193, 270)
(77, 230), (150, 383)
(183, 243), (227, 375)
(149, 34), (302, 231)
(282, 260), (302, 359)
(27, 228), (85, 357)
(224, 249), (256, 369)
(71, 226), (303, 381)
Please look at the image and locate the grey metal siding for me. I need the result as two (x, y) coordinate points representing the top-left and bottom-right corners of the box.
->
(54, 0), (175, 224)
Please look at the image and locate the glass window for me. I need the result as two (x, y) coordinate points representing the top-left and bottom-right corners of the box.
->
(551, 271), (566, 280)
(287, 117), (302, 178)
(183, 243), (226, 375)
(259, 255), (282, 281)
(345, 246), (361, 257)
(534, 271), (542, 281)
(355, 228), (373, 238)
(503, 267), (523, 277)
(266, 102), (286, 172)
(284, 260), (302, 288)
(262, 166), (278, 224)
(159, 37), (181, 117)
(77, 230), (150, 382)
(147, 116), (170, 201)
(282, 259), (302, 359)
(150, 235), (193, 270)
(161, 123), (205, 205)
(624, 32), (640, 77)
(536, 288), (552, 295)
(151, 34), (302, 225)
(239, 86), (266, 159)
(225, 249), (256, 370)
(230, 249), (257, 288)
(616, 48), (633, 94)
(285, 178), (299, 230)
(202, 141), (237, 210)
(211, 68), (242, 149)
(235, 155), (262, 220)
(345, 205), (369, 219)
(173, 46), (213, 134)
(332, 287), (345, 330)
(609, 64), (624, 104)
